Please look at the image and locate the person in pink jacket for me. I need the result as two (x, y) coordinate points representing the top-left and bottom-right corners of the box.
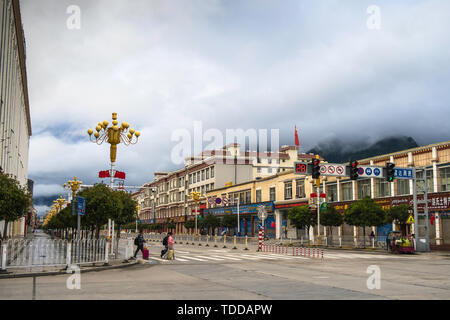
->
(167, 232), (175, 260)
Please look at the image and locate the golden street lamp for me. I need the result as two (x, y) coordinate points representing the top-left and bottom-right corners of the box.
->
(63, 177), (83, 238)
(53, 196), (67, 213)
(136, 205), (141, 233)
(189, 189), (206, 235)
(87, 112), (140, 188)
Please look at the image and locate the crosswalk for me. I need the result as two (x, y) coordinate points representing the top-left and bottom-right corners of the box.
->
(144, 249), (400, 264)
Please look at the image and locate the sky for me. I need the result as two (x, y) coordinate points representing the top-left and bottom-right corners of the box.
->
(20, 0), (450, 215)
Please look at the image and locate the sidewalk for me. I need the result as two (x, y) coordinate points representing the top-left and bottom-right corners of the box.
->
(0, 258), (140, 279)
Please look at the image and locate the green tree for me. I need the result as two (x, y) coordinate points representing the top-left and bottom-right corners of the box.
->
(0, 172), (31, 240)
(110, 190), (138, 239)
(386, 204), (412, 236)
(288, 205), (316, 235)
(320, 205), (343, 235)
(344, 197), (386, 247)
(202, 214), (219, 235)
(184, 219), (195, 230)
(77, 183), (116, 238)
(221, 215), (237, 234)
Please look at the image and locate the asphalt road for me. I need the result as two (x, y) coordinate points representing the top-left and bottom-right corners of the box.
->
(1, 243), (449, 300)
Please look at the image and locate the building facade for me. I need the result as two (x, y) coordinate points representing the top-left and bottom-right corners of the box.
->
(0, 0), (32, 238)
(134, 144), (318, 234)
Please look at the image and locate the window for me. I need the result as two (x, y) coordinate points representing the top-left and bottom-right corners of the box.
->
(270, 187), (276, 201)
(257, 158), (261, 163)
(358, 179), (371, 199)
(189, 174), (192, 184)
(397, 179), (410, 195)
(197, 172), (200, 182)
(284, 181), (292, 200)
(201, 186), (205, 195)
(327, 184), (338, 202)
(211, 183), (215, 190)
(211, 167), (215, 178)
(296, 179), (305, 198)
(376, 180), (391, 197)
(440, 167), (450, 192)
(245, 191), (251, 204)
(206, 168), (209, 180)
(268, 167), (272, 174)
(268, 159), (272, 164)
(206, 184), (210, 191)
(193, 173), (196, 183)
(202, 170), (205, 181)
(416, 170), (433, 193)
(257, 167), (262, 173)
(256, 190), (262, 203)
(341, 182), (353, 201)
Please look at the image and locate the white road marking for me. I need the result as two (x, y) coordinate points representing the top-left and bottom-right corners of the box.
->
(212, 255), (242, 261)
(195, 255), (225, 261)
(178, 255), (207, 262)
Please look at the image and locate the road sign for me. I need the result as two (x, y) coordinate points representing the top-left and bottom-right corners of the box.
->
(395, 167), (415, 179)
(406, 215), (415, 224)
(258, 205), (267, 221)
(320, 202), (328, 213)
(318, 163), (347, 177)
(77, 196), (86, 216)
(357, 165), (385, 178)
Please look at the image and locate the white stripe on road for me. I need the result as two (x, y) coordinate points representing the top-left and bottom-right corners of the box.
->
(194, 255), (225, 261)
(224, 254), (260, 260)
(212, 255), (242, 261)
(178, 255), (207, 261)
(173, 257), (189, 262)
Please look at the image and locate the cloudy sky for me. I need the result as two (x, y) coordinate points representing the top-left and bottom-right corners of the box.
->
(20, 0), (450, 215)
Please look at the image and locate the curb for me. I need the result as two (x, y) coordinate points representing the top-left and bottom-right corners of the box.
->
(0, 260), (142, 280)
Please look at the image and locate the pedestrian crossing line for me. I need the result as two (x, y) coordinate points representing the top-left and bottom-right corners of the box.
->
(173, 257), (189, 262)
(178, 255), (207, 262)
(260, 254), (296, 260)
(149, 256), (168, 262)
(176, 250), (190, 254)
(241, 254), (289, 260)
(224, 254), (260, 260)
(211, 255), (242, 261)
(194, 255), (225, 261)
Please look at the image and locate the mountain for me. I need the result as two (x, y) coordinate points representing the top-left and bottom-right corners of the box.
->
(307, 136), (419, 163)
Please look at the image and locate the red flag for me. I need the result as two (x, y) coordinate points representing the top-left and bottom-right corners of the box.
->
(430, 214), (435, 226)
(99, 170), (110, 178)
(114, 171), (126, 180)
(295, 126), (300, 147)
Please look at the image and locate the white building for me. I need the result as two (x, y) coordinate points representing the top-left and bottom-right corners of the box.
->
(0, 0), (32, 238)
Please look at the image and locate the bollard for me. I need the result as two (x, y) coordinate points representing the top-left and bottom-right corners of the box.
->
(206, 235), (209, 247)
(223, 235), (227, 248)
(339, 236), (342, 248)
(233, 235), (237, 250)
(214, 235), (218, 248)
(65, 243), (72, 271)
(244, 236), (249, 250)
(308, 248), (310, 257)
(1, 244), (8, 273)
(321, 249), (324, 260)
(104, 242), (110, 266)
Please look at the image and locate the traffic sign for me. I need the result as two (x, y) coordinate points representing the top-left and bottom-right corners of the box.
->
(320, 202), (328, 213)
(357, 165), (385, 178)
(77, 196), (86, 216)
(318, 163), (347, 177)
(395, 167), (414, 179)
(406, 215), (415, 224)
(257, 205), (267, 221)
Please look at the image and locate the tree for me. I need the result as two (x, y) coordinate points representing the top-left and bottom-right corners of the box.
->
(344, 197), (386, 248)
(77, 183), (117, 238)
(288, 205), (316, 236)
(202, 214), (219, 235)
(386, 204), (412, 236)
(0, 172), (31, 240)
(221, 215), (237, 235)
(320, 205), (343, 235)
(110, 190), (138, 239)
(184, 219), (195, 231)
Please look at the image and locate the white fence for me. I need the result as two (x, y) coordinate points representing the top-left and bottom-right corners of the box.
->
(0, 238), (134, 272)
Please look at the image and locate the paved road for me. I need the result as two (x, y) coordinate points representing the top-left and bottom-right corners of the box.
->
(1, 243), (449, 300)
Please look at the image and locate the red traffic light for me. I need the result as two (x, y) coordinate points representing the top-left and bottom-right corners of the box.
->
(313, 159), (320, 166)
(351, 161), (359, 168)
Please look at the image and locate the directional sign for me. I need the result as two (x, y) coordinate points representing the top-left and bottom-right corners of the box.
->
(77, 196), (86, 216)
(318, 163), (347, 177)
(395, 167), (415, 180)
(357, 165), (385, 178)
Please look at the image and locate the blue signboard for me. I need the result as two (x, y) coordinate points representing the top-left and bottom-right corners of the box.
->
(204, 201), (274, 216)
(395, 168), (414, 179)
(77, 196), (86, 216)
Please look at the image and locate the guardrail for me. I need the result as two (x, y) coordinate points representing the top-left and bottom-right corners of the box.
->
(0, 238), (134, 273)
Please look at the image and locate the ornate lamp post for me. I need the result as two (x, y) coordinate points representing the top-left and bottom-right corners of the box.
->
(53, 196), (67, 213)
(63, 177), (83, 239)
(87, 113), (140, 188)
(136, 205), (141, 233)
(189, 189), (206, 235)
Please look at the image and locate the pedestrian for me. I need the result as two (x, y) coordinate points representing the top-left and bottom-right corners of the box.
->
(132, 230), (146, 259)
(161, 233), (169, 258)
(167, 232), (175, 260)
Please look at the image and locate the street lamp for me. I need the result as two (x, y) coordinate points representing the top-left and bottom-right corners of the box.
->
(233, 197), (240, 235)
(189, 189), (206, 235)
(87, 112), (141, 189)
(53, 196), (66, 213)
(63, 177), (83, 239)
(136, 205), (141, 233)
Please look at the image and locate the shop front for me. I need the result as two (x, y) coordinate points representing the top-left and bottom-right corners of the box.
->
(274, 200), (309, 240)
(204, 201), (275, 237)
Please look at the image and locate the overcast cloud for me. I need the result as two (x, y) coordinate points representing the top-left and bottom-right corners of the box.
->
(20, 0), (450, 215)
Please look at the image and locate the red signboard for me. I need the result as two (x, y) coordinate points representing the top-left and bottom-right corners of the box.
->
(275, 202), (308, 209)
(295, 163), (308, 174)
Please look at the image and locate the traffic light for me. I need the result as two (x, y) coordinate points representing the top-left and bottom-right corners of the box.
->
(349, 160), (359, 180)
(386, 162), (395, 182)
(312, 158), (321, 179)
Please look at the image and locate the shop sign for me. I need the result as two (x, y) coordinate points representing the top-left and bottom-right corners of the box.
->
(204, 201), (274, 216)
(275, 202), (308, 209)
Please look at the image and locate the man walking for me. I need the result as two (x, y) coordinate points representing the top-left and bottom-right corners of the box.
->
(133, 230), (146, 259)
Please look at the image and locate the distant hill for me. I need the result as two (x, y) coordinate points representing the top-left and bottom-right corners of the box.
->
(307, 136), (419, 163)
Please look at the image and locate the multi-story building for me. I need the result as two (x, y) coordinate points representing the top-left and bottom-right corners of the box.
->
(0, 0), (32, 238)
(325, 140), (450, 248)
(134, 144), (317, 234)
